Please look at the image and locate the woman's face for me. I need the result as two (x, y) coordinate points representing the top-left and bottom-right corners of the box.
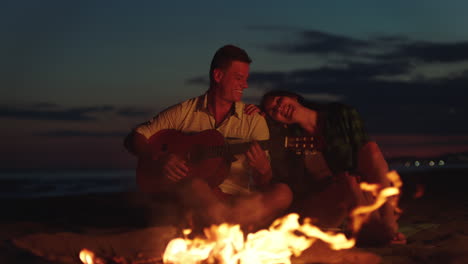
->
(263, 95), (300, 124)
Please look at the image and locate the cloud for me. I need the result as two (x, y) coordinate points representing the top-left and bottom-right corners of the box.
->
(31, 102), (60, 108)
(185, 76), (208, 86)
(116, 107), (153, 118)
(237, 60), (414, 101)
(265, 30), (372, 56)
(302, 93), (344, 102)
(0, 104), (114, 121)
(245, 24), (300, 32)
(372, 35), (409, 43)
(36, 130), (127, 138)
(0, 103), (157, 121)
(379, 41), (468, 63)
(261, 28), (468, 64)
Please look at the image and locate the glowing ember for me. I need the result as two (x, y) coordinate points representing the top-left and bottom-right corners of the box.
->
(79, 248), (105, 264)
(413, 183), (425, 199)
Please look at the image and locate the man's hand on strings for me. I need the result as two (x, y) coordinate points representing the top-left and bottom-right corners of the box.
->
(246, 141), (272, 185)
(160, 153), (189, 182)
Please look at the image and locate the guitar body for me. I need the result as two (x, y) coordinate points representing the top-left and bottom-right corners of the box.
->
(136, 129), (230, 192)
(136, 129), (314, 194)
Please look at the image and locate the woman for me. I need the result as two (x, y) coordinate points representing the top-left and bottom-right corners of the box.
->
(257, 90), (405, 246)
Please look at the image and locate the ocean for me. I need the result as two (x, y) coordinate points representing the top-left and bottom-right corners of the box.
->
(0, 169), (137, 198)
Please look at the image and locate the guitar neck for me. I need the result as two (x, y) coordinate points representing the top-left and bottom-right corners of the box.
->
(202, 135), (313, 159)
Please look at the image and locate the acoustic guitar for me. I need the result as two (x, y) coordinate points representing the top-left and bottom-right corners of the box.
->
(136, 129), (314, 192)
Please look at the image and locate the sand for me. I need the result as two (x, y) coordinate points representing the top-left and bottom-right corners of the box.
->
(1, 167), (467, 264)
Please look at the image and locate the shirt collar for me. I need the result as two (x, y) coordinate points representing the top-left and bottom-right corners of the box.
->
(196, 92), (243, 120)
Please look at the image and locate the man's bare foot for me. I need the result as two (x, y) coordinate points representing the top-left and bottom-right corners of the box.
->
(230, 193), (265, 228)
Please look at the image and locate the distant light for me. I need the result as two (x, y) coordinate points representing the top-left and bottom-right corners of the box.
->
(438, 160), (445, 166)
(429, 161), (435, 166)
(404, 162), (411, 167)
(415, 161), (420, 167)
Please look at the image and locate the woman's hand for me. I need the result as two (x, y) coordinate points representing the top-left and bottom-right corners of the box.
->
(244, 104), (265, 116)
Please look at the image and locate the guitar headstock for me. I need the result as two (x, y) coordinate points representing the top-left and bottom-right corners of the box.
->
(285, 136), (315, 155)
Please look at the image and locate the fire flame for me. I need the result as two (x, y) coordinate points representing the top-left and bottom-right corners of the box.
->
(79, 249), (94, 264)
(163, 213), (355, 264)
(79, 171), (402, 264)
(349, 170), (402, 233)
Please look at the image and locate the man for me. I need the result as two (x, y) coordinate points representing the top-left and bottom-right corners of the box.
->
(124, 45), (292, 229)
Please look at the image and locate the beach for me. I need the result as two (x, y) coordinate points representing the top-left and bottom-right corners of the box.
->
(1, 167), (468, 264)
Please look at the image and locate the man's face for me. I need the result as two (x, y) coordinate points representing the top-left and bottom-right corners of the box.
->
(213, 60), (249, 103)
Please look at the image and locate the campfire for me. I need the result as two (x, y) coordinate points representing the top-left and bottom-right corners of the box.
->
(79, 171), (402, 264)
(162, 213), (354, 264)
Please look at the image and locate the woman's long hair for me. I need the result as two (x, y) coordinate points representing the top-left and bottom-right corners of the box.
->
(260, 90), (321, 113)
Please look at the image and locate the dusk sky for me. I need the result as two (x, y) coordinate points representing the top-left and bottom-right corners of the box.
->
(2, 1), (468, 169)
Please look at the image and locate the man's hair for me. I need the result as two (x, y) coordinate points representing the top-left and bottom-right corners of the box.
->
(209, 44), (252, 83)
